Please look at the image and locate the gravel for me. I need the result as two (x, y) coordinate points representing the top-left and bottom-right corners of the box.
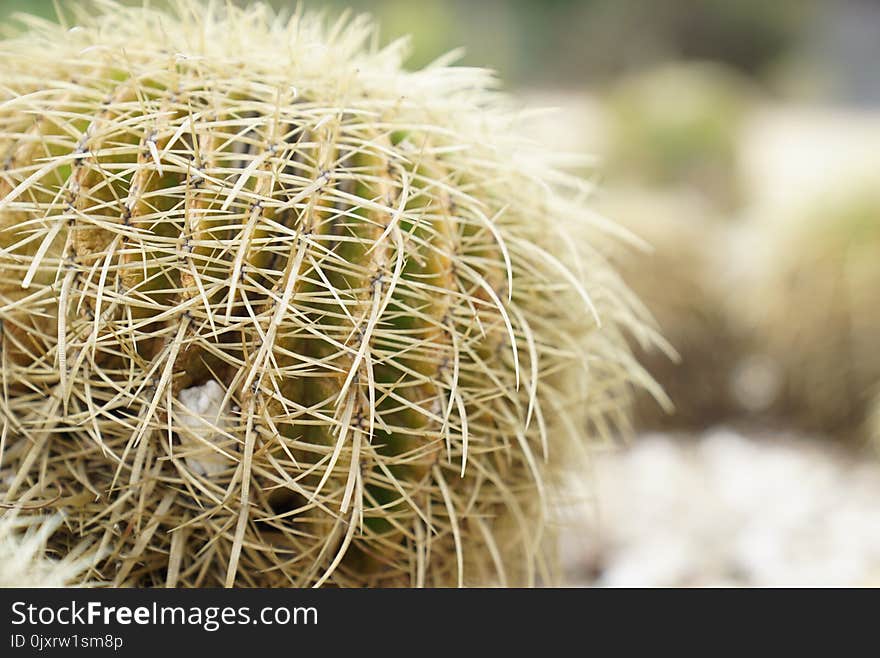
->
(560, 428), (880, 587)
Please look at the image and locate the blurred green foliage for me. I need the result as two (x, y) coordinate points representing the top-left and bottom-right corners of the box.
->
(0, 0), (816, 87)
(605, 62), (751, 207)
(1, 0), (56, 20)
(291, 0), (814, 86)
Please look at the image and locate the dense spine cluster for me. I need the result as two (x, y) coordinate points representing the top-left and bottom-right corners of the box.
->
(0, 2), (649, 586)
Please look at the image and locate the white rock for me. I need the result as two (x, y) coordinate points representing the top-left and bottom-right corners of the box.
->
(560, 429), (880, 587)
(176, 380), (230, 477)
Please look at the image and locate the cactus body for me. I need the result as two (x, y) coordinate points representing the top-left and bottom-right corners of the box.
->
(596, 189), (744, 430)
(0, 2), (650, 586)
(743, 184), (880, 439)
(870, 393), (880, 448)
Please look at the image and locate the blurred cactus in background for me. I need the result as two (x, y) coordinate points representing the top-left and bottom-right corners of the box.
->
(870, 392), (880, 448)
(741, 181), (880, 440)
(595, 189), (745, 430)
(604, 63), (752, 209)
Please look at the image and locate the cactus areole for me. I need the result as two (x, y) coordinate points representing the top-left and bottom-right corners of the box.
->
(0, 2), (650, 587)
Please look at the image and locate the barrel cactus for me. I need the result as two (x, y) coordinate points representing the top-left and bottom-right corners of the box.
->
(742, 182), (880, 439)
(870, 392), (880, 449)
(595, 189), (745, 430)
(0, 1), (651, 587)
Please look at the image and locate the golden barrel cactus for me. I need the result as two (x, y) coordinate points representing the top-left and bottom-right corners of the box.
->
(0, 2), (651, 587)
(870, 392), (880, 449)
(742, 183), (880, 440)
(595, 189), (746, 431)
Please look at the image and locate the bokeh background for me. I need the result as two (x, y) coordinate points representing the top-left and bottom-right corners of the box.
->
(4, 0), (880, 586)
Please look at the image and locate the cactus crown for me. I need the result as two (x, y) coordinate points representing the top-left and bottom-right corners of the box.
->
(0, 1), (650, 586)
